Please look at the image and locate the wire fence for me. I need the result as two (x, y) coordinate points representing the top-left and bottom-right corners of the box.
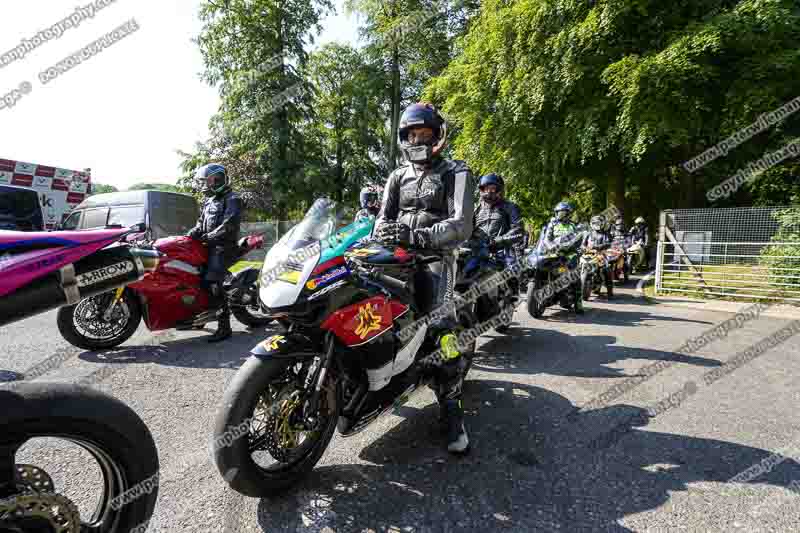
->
(655, 207), (800, 303)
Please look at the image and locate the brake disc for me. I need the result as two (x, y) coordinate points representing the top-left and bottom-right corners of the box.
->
(0, 466), (81, 533)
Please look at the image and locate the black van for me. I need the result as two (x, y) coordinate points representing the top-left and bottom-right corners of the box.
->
(60, 190), (199, 239)
(0, 185), (45, 231)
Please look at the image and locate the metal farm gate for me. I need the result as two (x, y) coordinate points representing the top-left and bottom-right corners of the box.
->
(655, 206), (800, 303)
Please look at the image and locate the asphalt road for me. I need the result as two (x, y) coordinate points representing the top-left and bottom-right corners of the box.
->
(2, 279), (800, 532)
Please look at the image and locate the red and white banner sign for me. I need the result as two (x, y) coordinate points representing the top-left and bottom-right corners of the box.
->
(0, 158), (91, 229)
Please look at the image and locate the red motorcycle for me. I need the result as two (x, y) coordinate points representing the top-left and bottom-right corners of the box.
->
(56, 234), (273, 350)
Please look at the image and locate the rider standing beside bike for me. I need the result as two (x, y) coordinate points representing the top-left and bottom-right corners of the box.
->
(469, 173), (526, 294)
(542, 201), (584, 314)
(374, 102), (475, 454)
(186, 163), (243, 343)
(581, 214), (615, 299)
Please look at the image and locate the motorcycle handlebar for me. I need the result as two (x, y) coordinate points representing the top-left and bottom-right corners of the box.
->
(371, 271), (408, 293)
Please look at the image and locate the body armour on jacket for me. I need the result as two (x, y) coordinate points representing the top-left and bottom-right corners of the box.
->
(471, 199), (525, 249)
(582, 230), (613, 250)
(544, 219), (577, 244)
(194, 189), (242, 248)
(375, 158), (474, 250)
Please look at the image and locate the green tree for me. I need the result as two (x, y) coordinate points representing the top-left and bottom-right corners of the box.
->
(306, 43), (387, 204)
(127, 183), (182, 192)
(184, 0), (333, 218)
(425, 0), (800, 230)
(89, 183), (118, 195)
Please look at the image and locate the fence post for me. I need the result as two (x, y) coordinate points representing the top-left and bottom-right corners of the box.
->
(655, 240), (663, 295)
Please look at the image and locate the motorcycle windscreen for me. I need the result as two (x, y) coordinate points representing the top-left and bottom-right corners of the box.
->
(259, 199), (340, 308)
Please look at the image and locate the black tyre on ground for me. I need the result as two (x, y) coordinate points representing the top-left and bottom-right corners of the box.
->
(213, 355), (340, 498)
(526, 278), (545, 319)
(0, 382), (159, 533)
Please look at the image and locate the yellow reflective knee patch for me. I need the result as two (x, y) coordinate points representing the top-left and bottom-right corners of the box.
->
(440, 333), (461, 360)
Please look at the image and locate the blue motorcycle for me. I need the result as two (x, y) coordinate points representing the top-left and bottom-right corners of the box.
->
(524, 229), (585, 318)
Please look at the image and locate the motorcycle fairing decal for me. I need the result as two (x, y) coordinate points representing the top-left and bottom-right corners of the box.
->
(347, 248), (381, 257)
(262, 335), (287, 351)
(320, 295), (394, 347)
(305, 265), (349, 290)
(307, 279), (347, 301)
(311, 255), (344, 276)
(355, 303), (382, 339)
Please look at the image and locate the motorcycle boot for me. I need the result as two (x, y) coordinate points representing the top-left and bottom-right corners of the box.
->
(433, 343), (470, 454)
(207, 282), (232, 342)
(605, 270), (614, 300)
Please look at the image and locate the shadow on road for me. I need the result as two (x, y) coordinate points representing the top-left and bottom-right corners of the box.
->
(243, 379), (800, 532)
(471, 327), (721, 379)
(75, 324), (279, 370)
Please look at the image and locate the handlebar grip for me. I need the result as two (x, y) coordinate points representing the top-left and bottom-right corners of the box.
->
(373, 272), (407, 293)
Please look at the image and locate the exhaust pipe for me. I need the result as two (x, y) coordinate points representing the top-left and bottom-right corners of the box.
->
(0, 246), (160, 327)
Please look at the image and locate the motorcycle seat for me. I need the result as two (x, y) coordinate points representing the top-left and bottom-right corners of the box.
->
(0, 228), (125, 254)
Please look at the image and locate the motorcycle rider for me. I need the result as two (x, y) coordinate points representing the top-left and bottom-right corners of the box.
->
(374, 102), (474, 454)
(628, 216), (650, 269)
(581, 214), (614, 299)
(611, 215), (626, 239)
(355, 185), (382, 222)
(186, 163), (243, 343)
(468, 173), (526, 294)
(542, 201), (584, 314)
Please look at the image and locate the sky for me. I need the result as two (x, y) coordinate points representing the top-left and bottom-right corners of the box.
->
(0, 0), (361, 190)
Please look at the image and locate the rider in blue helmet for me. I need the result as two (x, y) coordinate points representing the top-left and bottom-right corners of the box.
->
(186, 163), (243, 342)
(468, 173), (526, 294)
(374, 102), (475, 454)
(354, 185), (382, 222)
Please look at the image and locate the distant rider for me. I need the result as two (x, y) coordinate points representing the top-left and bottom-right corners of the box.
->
(542, 201), (584, 313)
(581, 214), (614, 299)
(468, 173), (526, 294)
(354, 185), (382, 222)
(186, 163), (243, 342)
(374, 102), (475, 454)
(628, 216), (650, 269)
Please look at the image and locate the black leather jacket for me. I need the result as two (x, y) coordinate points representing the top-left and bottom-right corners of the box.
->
(470, 199), (525, 250)
(582, 230), (613, 251)
(629, 225), (649, 246)
(375, 158), (475, 250)
(187, 188), (242, 250)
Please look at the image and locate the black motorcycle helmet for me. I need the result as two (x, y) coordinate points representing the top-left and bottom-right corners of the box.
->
(359, 185), (382, 214)
(398, 102), (448, 165)
(479, 173), (504, 205)
(194, 163), (229, 196)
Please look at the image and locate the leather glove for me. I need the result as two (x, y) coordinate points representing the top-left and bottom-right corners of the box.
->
(188, 228), (205, 241)
(376, 222), (412, 246)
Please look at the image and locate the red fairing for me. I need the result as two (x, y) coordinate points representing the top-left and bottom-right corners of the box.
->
(127, 236), (209, 331)
(321, 295), (406, 347)
(153, 236), (208, 266)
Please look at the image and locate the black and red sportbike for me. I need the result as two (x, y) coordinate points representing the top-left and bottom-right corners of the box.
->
(212, 199), (477, 496)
